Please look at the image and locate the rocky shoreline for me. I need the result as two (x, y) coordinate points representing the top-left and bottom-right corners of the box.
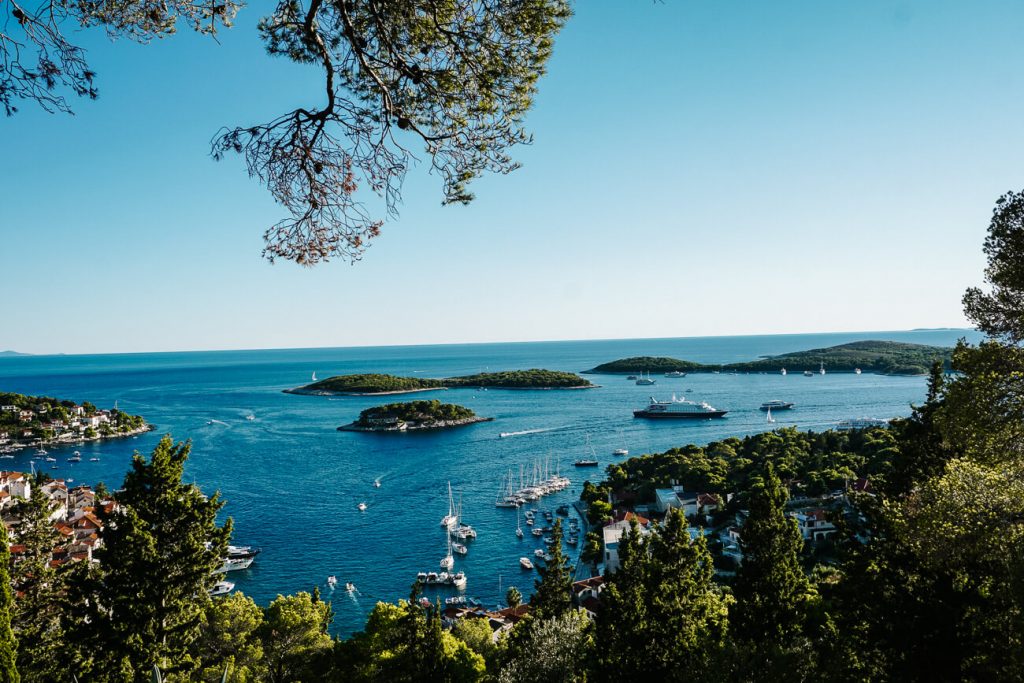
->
(337, 416), (494, 432)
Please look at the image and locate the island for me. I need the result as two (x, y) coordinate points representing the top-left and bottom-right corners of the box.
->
(286, 369), (594, 395)
(0, 391), (152, 452)
(337, 400), (493, 432)
(587, 341), (953, 376)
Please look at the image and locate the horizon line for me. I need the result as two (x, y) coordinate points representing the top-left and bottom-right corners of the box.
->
(0, 327), (977, 360)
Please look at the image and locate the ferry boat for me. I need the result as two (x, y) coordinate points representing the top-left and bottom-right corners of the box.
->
(664, 371), (687, 378)
(633, 395), (727, 419)
(759, 400), (795, 411)
(519, 557), (534, 570)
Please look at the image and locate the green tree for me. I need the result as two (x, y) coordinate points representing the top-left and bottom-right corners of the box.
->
(261, 591), (334, 683)
(531, 519), (573, 620)
(505, 587), (521, 609)
(9, 488), (63, 682)
(451, 618), (497, 668)
(498, 611), (592, 683)
(730, 463), (817, 680)
(596, 511), (729, 680)
(963, 189), (1024, 342)
(192, 592), (267, 682)
(89, 436), (231, 680)
(0, 525), (19, 682)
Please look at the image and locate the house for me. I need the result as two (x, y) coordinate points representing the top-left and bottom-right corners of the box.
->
(602, 517), (652, 573)
(653, 486), (700, 516)
(80, 415), (101, 429)
(18, 410), (35, 422)
(0, 471), (31, 500)
(790, 509), (837, 542)
(0, 406), (18, 413)
(572, 575), (605, 619)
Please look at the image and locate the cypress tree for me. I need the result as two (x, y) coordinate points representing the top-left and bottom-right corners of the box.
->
(731, 463), (815, 678)
(9, 487), (63, 682)
(92, 436), (231, 679)
(530, 519), (573, 619)
(0, 524), (19, 682)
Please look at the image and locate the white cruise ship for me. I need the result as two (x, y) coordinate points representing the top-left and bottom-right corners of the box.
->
(633, 395), (727, 419)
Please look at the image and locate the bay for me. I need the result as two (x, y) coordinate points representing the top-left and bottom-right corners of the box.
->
(0, 328), (980, 635)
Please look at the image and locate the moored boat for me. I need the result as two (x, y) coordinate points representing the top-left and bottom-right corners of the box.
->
(519, 557), (534, 570)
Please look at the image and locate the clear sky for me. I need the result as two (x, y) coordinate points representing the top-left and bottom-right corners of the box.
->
(2, 0), (1021, 354)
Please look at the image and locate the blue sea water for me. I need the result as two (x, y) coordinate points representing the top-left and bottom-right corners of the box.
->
(0, 329), (981, 635)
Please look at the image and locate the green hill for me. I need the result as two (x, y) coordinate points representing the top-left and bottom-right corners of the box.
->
(588, 341), (952, 376)
(287, 369), (593, 395)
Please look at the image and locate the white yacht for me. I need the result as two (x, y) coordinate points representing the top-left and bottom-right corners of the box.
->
(633, 395), (727, 419)
(357, 502), (367, 511)
(327, 576), (338, 589)
(520, 557), (534, 570)
(440, 482), (458, 528)
(216, 556), (255, 573)
(855, 367), (862, 375)
(209, 581), (235, 597)
(346, 582), (356, 592)
(664, 371), (687, 378)
(780, 367), (787, 376)
(613, 448), (629, 456)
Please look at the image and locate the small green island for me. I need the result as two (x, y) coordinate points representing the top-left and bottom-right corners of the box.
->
(337, 400), (492, 432)
(287, 368), (594, 395)
(0, 391), (151, 451)
(587, 340), (953, 376)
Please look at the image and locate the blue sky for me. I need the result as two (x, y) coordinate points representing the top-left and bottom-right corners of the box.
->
(2, 0), (1021, 354)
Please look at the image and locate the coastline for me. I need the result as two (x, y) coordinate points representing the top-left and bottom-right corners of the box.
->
(337, 416), (494, 432)
(284, 387), (448, 397)
(1, 423), (156, 454)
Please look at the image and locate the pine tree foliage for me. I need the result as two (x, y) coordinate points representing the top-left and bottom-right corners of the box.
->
(90, 436), (231, 680)
(0, 525), (19, 682)
(531, 519), (573, 620)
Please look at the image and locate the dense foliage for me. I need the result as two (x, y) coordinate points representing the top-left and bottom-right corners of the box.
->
(354, 400), (477, 426)
(298, 369), (591, 394)
(589, 340), (952, 375)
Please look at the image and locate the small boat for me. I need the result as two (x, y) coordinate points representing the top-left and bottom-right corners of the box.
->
(441, 533), (455, 569)
(766, 408), (776, 424)
(327, 576), (338, 589)
(89, 457), (100, 462)
(626, 375), (637, 380)
(780, 367), (787, 376)
(0, 455), (12, 460)
(516, 508), (524, 539)
(613, 448), (629, 456)
(312, 371), (318, 382)
(759, 400), (795, 411)
(453, 542), (468, 555)
(532, 528), (544, 537)
(445, 595), (467, 606)
(804, 370), (814, 377)
(50, 466), (58, 470)
(373, 479), (381, 488)
(36, 448), (48, 456)
(245, 414), (256, 421)
(819, 362), (826, 376)
(664, 371), (687, 378)
(357, 502), (367, 511)
(45, 457), (56, 463)
(534, 548), (545, 558)
(855, 367), (862, 375)
(573, 460), (599, 467)
(209, 581), (235, 597)
(68, 455), (82, 463)
(441, 482), (458, 528)
(346, 583), (356, 592)
(566, 535), (578, 546)
(519, 557), (534, 570)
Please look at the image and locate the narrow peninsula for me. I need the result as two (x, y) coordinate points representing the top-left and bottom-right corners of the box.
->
(0, 391), (152, 452)
(587, 341), (953, 376)
(338, 400), (492, 432)
(287, 369), (594, 396)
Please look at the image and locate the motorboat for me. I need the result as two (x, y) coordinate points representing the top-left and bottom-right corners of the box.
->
(573, 460), (599, 467)
(626, 375), (637, 380)
(373, 479), (381, 488)
(209, 581), (235, 597)
(216, 555), (256, 573)
(357, 502), (367, 511)
(759, 400), (794, 411)
(453, 542), (468, 555)
(804, 370), (814, 377)
(634, 395), (727, 419)
(45, 457), (56, 463)
(89, 457), (100, 462)
(445, 595), (467, 606)
(855, 367), (862, 375)
(532, 528), (544, 537)
(780, 367), (787, 375)
(613, 448), (629, 456)
(519, 557), (534, 570)
(327, 576), (338, 589)
(346, 582), (356, 592)
(664, 371), (687, 378)
(534, 549), (545, 558)
(245, 414), (255, 421)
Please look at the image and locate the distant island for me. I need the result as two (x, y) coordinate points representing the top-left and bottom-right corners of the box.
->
(0, 350), (28, 357)
(587, 341), (953, 376)
(287, 369), (594, 395)
(0, 391), (152, 451)
(338, 400), (492, 432)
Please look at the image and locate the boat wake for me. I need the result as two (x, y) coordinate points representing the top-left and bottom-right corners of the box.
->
(207, 419), (230, 427)
(499, 426), (569, 439)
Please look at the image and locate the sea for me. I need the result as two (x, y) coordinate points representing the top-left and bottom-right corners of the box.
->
(0, 329), (981, 635)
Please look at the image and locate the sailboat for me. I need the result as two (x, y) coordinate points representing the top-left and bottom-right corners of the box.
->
(440, 533), (455, 570)
(516, 507), (524, 539)
(854, 367), (862, 375)
(819, 362), (826, 376)
(766, 407), (775, 424)
(635, 371), (656, 386)
(780, 367), (787, 376)
(440, 482), (458, 528)
(311, 371), (318, 382)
